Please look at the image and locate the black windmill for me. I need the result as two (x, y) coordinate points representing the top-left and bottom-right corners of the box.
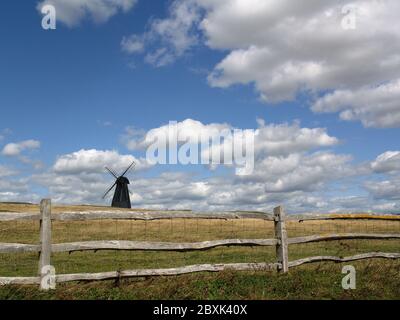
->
(102, 161), (135, 208)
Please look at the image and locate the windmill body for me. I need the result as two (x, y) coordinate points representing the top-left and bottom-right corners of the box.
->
(103, 162), (135, 209)
(112, 177), (131, 208)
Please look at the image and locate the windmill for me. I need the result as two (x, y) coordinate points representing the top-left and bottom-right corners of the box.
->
(102, 161), (135, 208)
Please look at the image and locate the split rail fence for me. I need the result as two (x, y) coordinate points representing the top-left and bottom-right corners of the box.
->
(1, 199), (400, 290)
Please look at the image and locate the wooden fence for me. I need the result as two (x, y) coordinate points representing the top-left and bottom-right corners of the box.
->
(1, 199), (400, 290)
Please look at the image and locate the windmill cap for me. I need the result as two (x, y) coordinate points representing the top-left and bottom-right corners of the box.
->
(117, 176), (130, 184)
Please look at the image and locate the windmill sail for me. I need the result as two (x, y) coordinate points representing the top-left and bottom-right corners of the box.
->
(102, 182), (116, 199)
(105, 166), (118, 179)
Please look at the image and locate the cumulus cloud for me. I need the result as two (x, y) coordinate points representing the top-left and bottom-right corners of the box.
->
(37, 0), (138, 27)
(251, 152), (353, 192)
(124, 118), (338, 160)
(203, 0), (400, 102)
(362, 150), (400, 205)
(53, 149), (151, 174)
(9, 119), (348, 210)
(27, 149), (153, 204)
(254, 120), (338, 156)
(124, 169), (380, 213)
(1, 140), (40, 157)
(118, 118), (356, 211)
(32, 171), (110, 204)
(312, 80), (400, 128)
(0, 176), (39, 203)
(365, 177), (400, 201)
(0, 123), (394, 212)
(129, 0), (400, 127)
(371, 151), (400, 173)
(121, 0), (202, 66)
(124, 119), (231, 151)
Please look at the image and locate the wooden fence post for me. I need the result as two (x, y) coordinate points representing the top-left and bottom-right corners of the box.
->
(274, 206), (289, 273)
(38, 199), (55, 290)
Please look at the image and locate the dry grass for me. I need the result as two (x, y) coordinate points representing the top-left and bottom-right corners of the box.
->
(0, 202), (399, 299)
(0, 202), (151, 214)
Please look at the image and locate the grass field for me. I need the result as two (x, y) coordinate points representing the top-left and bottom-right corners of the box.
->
(0, 203), (399, 300)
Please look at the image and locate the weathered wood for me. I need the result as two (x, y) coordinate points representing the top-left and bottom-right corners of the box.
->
(38, 199), (53, 290)
(51, 238), (278, 253)
(0, 213), (40, 221)
(52, 211), (274, 221)
(55, 262), (280, 283)
(288, 252), (400, 268)
(274, 206), (289, 273)
(1, 210), (399, 222)
(2, 233), (397, 254)
(287, 213), (400, 222)
(56, 271), (119, 282)
(0, 277), (41, 285)
(288, 233), (400, 245)
(0, 243), (40, 253)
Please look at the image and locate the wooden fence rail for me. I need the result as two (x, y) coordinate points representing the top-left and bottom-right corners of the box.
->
(0, 200), (399, 289)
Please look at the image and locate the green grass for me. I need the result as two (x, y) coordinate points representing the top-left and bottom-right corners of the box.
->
(1, 260), (400, 300)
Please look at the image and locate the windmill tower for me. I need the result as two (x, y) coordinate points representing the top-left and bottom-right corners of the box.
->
(102, 161), (135, 208)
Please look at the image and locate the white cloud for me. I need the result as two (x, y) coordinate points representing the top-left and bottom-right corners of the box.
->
(124, 118), (338, 159)
(119, 118), (354, 210)
(1, 140), (41, 157)
(32, 171), (110, 204)
(122, 0), (202, 66)
(254, 120), (338, 156)
(203, 0), (400, 103)
(371, 151), (400, 173)
(1, 122), (393, 213)
(131, 0), (400, 127)
(365, 177), (400, 201)
(312, 80), (400, 128)
(253, 152), (353, 192)
(53, 149), (151, 174)
(37, 0), (138, 27)
(120, 166), (366, 212)
(30, 149), (153, 204)
(0, 175), (39, 203)
(130, 172), (212, 209)
(10, 119), (347, 210)
(124, 118), (231, 150)
(121, 35), (144, 54)
(0, 165), (18, 178)
(364, 150), (400, 204)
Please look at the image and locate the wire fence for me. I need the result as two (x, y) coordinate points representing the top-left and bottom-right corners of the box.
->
(285, 219), (400, 261)
(1, 210), (399, 279)
(0, 219), (39, 277)
(51, 218), (276, 275)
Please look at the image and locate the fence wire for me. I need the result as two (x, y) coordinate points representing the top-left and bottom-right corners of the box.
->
(0, 219), (39, 277)
(50, 217), (276, 275)
(1, 213), (400, 277)
(286, 219), (400, 261)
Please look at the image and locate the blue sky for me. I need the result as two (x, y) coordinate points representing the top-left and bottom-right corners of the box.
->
(0, 0), (399, 213)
